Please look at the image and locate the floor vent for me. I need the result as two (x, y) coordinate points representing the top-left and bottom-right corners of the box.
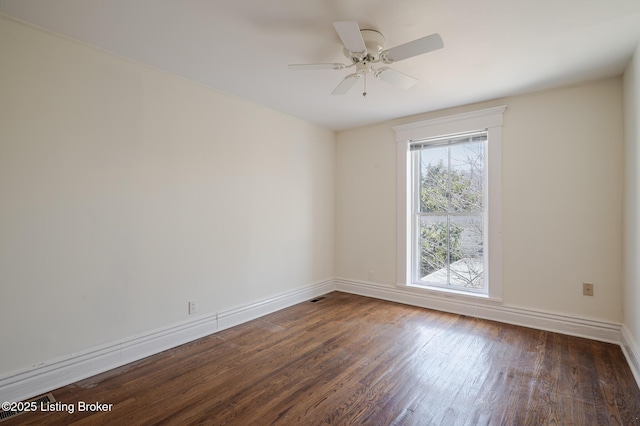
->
(0, 393), (55, 423)
(309, 296), (326, 303)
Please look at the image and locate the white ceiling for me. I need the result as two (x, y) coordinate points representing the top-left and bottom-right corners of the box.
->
(2, 0), (640, 131)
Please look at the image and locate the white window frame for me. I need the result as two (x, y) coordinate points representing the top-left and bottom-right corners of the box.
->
(393, 106), (506, 301)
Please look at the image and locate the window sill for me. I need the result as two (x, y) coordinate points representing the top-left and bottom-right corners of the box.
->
(398, 282), (503, 304)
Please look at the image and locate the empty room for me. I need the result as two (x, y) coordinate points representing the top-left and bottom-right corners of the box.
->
(1, 0), (640, 424)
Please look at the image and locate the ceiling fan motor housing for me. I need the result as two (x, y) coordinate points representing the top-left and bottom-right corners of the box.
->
(344, 29), (385, 63)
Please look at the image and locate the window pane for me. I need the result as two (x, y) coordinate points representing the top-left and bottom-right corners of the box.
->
(418, 215), (449, 285)
(419, 146), (449, 213)
(448, 215), (484, 289)
(449, 142), (484, 212)
(411, 131), (489, 294)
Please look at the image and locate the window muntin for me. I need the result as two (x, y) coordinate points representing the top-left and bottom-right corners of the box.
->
(410, 133), (487, 293)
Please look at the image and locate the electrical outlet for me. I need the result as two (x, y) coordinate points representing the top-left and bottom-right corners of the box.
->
(189, 300), (198, 315)
(583, 283), (594, 296)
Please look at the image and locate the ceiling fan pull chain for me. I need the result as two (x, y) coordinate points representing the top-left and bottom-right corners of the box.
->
(363, 68), (367, 97)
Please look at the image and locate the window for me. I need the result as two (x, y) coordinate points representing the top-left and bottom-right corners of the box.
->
(411, 132), (487, 293)
(394, 106), (505, 299)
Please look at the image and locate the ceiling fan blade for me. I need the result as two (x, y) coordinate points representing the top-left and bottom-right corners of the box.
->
(382, 33), (444, 63)
(331, 73), (360, 95)
(333, 21), (367, 54)
(288, 63), (346, 70)
(375, 67), (418, 90)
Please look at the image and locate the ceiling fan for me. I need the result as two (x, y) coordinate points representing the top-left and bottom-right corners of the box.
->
(289, 21), (444, 97)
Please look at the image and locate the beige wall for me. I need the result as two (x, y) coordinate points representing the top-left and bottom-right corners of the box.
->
(336, 78), (624, 322)
(0, 16), (335, 375)
(623, 43), (640, 348)
(0, 11), (631, 381)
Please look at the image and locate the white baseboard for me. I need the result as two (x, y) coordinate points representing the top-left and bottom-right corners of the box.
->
(621, 324), (640, 388)
(0, 279), (334, 403)
(217, 280), (335, 331)
(335, 278), (622, 344)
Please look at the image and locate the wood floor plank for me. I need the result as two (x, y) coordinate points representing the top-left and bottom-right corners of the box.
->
(3, 292), (639, 425)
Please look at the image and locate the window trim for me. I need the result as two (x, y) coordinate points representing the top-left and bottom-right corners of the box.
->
(393, 106), (506, 301)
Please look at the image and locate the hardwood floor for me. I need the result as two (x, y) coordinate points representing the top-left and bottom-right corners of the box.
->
(4, 292), (640, 425)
